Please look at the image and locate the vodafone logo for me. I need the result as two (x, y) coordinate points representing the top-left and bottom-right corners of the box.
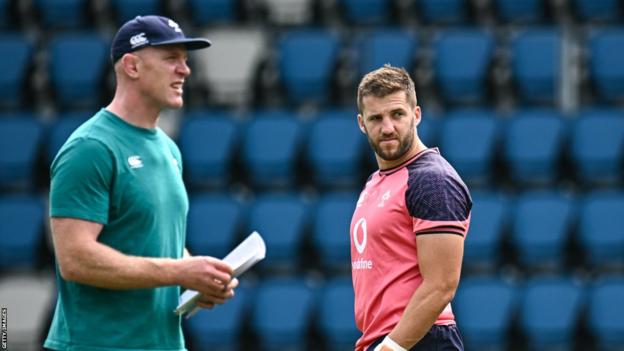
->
(353, 217), (367, 254)
(352, 217), (373, 270)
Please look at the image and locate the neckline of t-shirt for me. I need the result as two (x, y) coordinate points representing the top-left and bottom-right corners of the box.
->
(101, 108), (160, 139)
(378, 147), (439, 176)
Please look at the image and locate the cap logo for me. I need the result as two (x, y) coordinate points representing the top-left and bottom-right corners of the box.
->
(168, 19), (182, 33)
(129, 32), (148, 48)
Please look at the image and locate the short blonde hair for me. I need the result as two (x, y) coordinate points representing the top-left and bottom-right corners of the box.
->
(357, 64), (418, 114)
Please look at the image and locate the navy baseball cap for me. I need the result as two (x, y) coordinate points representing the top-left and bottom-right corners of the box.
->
(111, 15), (211, 62)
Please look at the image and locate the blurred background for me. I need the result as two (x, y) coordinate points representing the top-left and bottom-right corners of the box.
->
(0, 0), (623, 350)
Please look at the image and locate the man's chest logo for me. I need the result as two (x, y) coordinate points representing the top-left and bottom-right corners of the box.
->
(353, 217), (367, 254)
(377, 190), (391, 208)
(357, 189), (393, 208)
(127, 155), (143, 169)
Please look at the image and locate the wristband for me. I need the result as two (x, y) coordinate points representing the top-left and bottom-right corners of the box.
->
(374, 336), (408, 351)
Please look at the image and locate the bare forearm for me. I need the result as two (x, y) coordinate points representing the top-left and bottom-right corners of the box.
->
(51, 217), (234, 296)
(388, 282), (455, 348)
(60, 239), (181, 290)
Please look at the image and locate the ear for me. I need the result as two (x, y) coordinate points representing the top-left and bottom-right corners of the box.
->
(413, 105), (422, 127)
(120, 53), (140, 79)
(357, 114), (367, 134)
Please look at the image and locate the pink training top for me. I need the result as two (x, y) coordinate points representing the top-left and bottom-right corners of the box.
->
(350, 148), (472, 351)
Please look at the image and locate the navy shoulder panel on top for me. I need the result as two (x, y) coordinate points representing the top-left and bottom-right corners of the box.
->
(405, 151), (472, 221)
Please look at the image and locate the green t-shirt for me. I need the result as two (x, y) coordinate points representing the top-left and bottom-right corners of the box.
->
(45, 109), (189, 351)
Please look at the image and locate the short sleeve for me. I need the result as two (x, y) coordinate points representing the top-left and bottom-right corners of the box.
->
(50, 138), (113, 224)
(406, 169), (472, 236)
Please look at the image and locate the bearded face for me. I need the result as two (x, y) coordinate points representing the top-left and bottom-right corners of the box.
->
(365, 115), (415, 161)
(358, 91), (420, 167)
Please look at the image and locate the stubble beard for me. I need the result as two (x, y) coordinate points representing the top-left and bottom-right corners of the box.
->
(367, 118), (415, 161)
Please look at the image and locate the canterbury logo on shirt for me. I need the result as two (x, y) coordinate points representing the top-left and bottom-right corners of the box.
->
(127, 155), (143, 169)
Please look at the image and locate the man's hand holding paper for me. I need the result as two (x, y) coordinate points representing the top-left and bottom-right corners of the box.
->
(195, 277), (239, 309)
(175, 231), (266, 317)
(176, 256), (235, 306)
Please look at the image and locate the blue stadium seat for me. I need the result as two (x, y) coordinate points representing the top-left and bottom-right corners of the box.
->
(494, 0), (544, 23)
(510, 191), (575, 270)
(49, 33), (108, 109)
(589, 277), (624, 350)
(242, 110), (302, 188)
(187, 0), (236, 25)
(454, 276), (516, 350)
(318, 278), (359, 351)
(251, 277), (315, 350)
(178, 111), (238, 188)
(278, 29), (340, 105)
(185, 286), (248, 351)
(433, 29), (495, 104)
(187, 193), (243, 259)
(35, 0), (87, 28)
(439, 109), (499, 185)
(46, 112), (90, 165)
(111, 0), (162, 24)
(0, 195), (45, 269)
(503, 109), (566, 184)
(312, 192), (358, 272)
(0, 117), (43, 189)
(520, 277), (584, 350)
(463, 191), (508, 271)
(357, 28), (418, 78)
(571, 108), (624, 184)
(573, 0), (621, 22)
(578, 191), (624, 268)
(0, 34), (33, 108)
(417, 0), (468, 24)
(340, 0), (391, 24)
(247, 193), (307, 271)
(307, 109), (365, 188)
(511, 29), (561, 104)
(588, 28), (624, 102)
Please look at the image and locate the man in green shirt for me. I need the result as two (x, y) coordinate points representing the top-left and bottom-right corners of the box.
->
(45, 15), (238, 351)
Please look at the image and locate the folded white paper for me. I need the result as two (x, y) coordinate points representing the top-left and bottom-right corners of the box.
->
(174, 231), (266, 318)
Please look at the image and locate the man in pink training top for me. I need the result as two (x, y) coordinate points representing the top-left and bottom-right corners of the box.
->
(350, 65), (472, 351)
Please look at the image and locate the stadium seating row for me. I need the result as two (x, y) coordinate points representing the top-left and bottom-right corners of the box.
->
(1, 26), (623, 110)
(2, 0), (623, 29)
(2, 108), (622, 191)
(183, 275), (624, 351)
(2, 189), (623, 274)
(467, 189), (624, 271)
(454, 275), (624, 351)
(3, 274), (622, 351)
